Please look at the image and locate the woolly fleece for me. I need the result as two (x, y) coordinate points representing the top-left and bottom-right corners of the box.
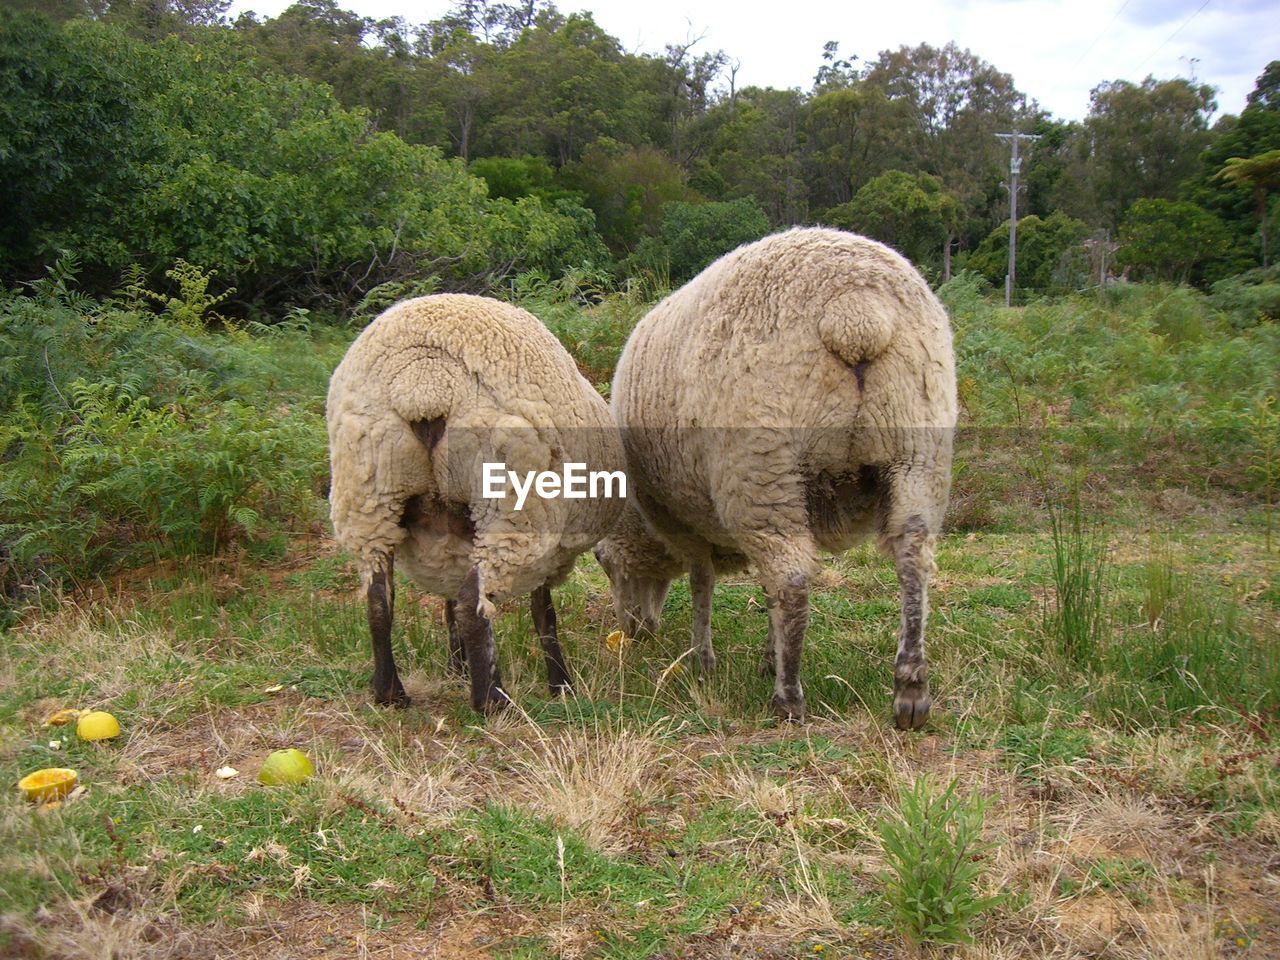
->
(327, 294), (624, 607)
(608, 227), (956, 583)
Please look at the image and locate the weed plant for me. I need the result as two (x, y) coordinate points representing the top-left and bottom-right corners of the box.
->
(877, 775), (1003, 946)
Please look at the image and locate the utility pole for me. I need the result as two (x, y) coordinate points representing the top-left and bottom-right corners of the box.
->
(996, 132), (1041, 306)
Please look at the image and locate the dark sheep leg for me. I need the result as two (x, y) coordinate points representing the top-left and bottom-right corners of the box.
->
(368, 555), (409, 707)
(530, 584), (572, 696)
(454, 566), (507, 714)
(444, 600), (466, 676)
(761, 595), (778, 677)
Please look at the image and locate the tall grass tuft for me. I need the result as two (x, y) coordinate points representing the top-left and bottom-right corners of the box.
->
(1042, 478), (1109, 669)
(878, 775), (1003, 947)
(1244, 393), (1277, 552)
(1097, 571), (1280, 728)
(1142, 532), (1176, 628)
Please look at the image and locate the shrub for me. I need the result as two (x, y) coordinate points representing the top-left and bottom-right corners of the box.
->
(627, 197), (771, 286)
(1117, 199), (1232, 284)
(1147, 286), (1219, 343)
(0, 14), (603, 311)
(823, 170), (960, 272)
(0, 261), (331, 609)
(878, 776), (1002, 946)
(1210, 265), (1280, 328)
(967, 212), (1090, 294)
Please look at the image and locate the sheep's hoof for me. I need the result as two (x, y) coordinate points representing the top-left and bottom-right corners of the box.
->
(768, 691), (805, 723)
(472, 685), (510, 716)
(549, 681), (574, 698)
(373, 686), (411, 709)
(892, 682), (931, 731)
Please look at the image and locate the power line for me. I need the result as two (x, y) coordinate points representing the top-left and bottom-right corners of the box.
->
(1074, 0), (1134, 67)
(1137, 0), (1212, 72)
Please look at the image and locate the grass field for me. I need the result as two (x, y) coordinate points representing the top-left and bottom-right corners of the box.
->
(2, 278), (1278, 958)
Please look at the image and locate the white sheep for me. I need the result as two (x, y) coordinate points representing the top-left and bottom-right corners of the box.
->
(327, 294), (626, 713)
(593, 228), (957, 727)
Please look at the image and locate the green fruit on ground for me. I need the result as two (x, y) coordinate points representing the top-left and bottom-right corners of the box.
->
(258, 749), (314, 785)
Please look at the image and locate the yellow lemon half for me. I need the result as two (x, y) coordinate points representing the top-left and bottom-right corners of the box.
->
(258, 749), (314, 785)
(76, 711), (121, 741)
(18, 768), (78, 803)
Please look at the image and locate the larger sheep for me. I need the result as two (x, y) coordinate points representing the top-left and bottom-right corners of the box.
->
(327, 294), (626, 714)
(593, 228), (957, 728)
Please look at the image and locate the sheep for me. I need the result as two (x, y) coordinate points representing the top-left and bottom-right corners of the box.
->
(593, 227), (957, 728)
(327, 293), (626, 714)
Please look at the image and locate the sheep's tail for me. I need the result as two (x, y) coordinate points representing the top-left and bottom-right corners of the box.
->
(816, 288), (898, 371)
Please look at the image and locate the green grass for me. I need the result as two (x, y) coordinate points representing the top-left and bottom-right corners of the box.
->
(2, 514), (1277, 956)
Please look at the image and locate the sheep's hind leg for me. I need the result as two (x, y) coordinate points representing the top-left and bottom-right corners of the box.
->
(531, 584), (572, 696)
(444, 600), (466, 676)
(455, 566), (507, 715)
(760, 593), (777, 677)
(368, 554), (409, 707)
(689, 558), (716, 673)
(764, 574), (809, 722)
(889, 514), (933, 731)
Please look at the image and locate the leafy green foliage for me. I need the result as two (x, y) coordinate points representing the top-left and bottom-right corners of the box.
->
(1210, 265), (1280, 328)
(878, 776), (1002, 946)
(1184, 64), (1280, 274)
(698, 86), (810, 226)
(965, 211), (1090, 293)
(563, 144), (695, 253)
(0, 261), (333, 607)
(859, 42), (1027, 234)
(1053, 77), (1216, 230)
(1118, 199), (1233, 283)
(629, 197), (771, 286)
(469, 154), (559, 201)
(1215, 149), (1280, 269)
(824, 170), (960, 272)
(0, 12), (607, 309)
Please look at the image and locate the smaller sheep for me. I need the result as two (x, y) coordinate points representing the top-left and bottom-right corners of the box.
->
(327, 294), (626, 713)
(594, 228), (957, 728)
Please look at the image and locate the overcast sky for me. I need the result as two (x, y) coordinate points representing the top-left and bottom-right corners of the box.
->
(226, 0), (1277, 122)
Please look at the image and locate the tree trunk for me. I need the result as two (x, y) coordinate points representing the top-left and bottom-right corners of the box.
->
(459, 105), (472, 163)
(1259, 187), (1270, 269)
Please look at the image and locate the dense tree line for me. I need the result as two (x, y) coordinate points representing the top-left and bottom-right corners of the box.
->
(2, 0), (1278, 311)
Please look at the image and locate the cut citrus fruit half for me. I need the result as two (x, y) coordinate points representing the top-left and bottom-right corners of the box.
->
(18, 768), (78, 803)
(44, 708), (82, 726)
